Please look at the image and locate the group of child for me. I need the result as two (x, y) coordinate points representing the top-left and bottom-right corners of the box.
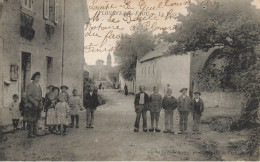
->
(9, 85), (85, 136)
(134, 85), (204, 134)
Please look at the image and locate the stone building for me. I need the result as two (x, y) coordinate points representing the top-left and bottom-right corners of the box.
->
(136, 43), (191, 97)
(0, 0), (89, 125)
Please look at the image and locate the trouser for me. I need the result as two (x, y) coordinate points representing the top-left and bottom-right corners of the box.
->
(179, 111), (189, 132)
(71, 115), (79, 126)
(193, 113), (201, 132)
(86, 108), (94, 126)
(134, 105), (147, 130)
(27, 120), (37, 136)
(12, 119), (19, 129)
(150, 111), (160, 129)
(22, 120), (27, 129)
(165, 109), (174, 131)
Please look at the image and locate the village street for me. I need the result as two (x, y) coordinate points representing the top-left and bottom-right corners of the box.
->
(1, 89), (246, 161)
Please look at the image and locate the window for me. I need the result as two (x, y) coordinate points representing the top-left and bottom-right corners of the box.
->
(22, 0), (33, 11)
(44, 0), (58, 23)
(152, 65), (155, 75)
(54, 0), (58, 23)
(144, 67), (146, 76)
(44, 0), (49, 19)
(148, 66), (150, 75)
(46, 56), (53, 86)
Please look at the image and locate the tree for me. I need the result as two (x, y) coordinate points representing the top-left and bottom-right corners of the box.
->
(114, 22), (156, 81)
(161, 0), (260, 156)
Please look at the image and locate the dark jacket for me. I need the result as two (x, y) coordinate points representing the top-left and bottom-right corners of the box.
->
(134, 92), (149, 106)
(162, 96), (178, 110)
(178, 95), (191, 112)
(191, 98), (204, 114)
(149, 93), (162, 112)
(84, 92), (99, 109)
(26, 82), (43, 112)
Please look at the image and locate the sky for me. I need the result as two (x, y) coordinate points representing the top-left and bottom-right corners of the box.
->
(84, 0), (260, 66)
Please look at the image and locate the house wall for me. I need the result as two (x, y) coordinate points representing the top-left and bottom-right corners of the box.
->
(63, 0), (86, 97)
(136, 53), (191, 97)
(0, 0), (64, 125)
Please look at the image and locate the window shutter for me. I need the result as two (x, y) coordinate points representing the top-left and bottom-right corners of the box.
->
(54, 0), (58, 23)
(44, 0), (49, 19)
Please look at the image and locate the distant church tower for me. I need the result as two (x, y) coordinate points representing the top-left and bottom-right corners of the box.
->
(107, 53), (112, 67)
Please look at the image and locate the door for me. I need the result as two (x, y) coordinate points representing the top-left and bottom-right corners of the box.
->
(21, 52), (31, 95)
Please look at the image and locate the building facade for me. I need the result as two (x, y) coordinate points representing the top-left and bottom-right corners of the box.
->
(0, 0), (89, 125)
(136, 43), (191, 97)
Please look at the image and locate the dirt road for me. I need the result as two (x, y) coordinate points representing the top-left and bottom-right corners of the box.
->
(1, 89), (215, 160)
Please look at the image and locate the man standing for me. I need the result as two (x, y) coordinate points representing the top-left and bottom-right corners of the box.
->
(178, 88), (191, 134)
(84, 87), (99, 128)
(26, 72), (43, 138)
(134, 86), (149, 132)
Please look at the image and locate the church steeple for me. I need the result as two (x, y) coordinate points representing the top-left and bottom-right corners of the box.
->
(107, 53), (111, 67)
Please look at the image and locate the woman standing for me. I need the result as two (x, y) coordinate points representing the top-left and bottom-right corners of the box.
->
(45, 86), (59, 133)
(69, 89), (84, 128)
(25, 72), (43, 138)
(124, 84), (128, 96)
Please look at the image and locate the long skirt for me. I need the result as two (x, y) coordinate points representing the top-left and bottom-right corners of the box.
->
(46, 108), (57, 126)
(56, 108), (69, 125)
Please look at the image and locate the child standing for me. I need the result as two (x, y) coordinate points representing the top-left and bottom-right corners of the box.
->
(134, 85), (149, 132)
(178, 88), (191, 134)
(56, 95), (70, 135)
(162, 88), (178, 134)
(69, 89), (84, 128)
(149, 86), (162, 132)
(191, 92), (204, 134)
(84, 87), (99, 129)
(9, 94), (21, 131)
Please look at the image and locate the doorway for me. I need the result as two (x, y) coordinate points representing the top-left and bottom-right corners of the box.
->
(21, 52), (31, 95)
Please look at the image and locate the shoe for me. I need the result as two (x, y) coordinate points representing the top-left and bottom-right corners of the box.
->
(163, 130), (169, 133)
(76, 125), (79, 128)
(143, 129), (147, 132)
(86, 126), (90, 128)
(90, 126), (94, 128)
(134, 129), (139, 132)
(63, 132), (66, 135)
(169, 131), (175, 134)
(149, 128), (154, 132)
(178, 131), (183, 134)
(155, 129), (160, 132)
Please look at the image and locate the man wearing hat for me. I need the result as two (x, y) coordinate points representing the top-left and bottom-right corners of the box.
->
(26, 72), (43, 138)
(177, 88), (191, 134)
(60, 85), (69, 103)
(191, 92), (204, 134)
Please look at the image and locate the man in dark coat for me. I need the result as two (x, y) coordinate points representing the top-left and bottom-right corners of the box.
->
(25, 72), (43, 138)
(191, 92), (204, 134)
(84, 87), (99, 128)
(124, 84), (128, 96)
(134, 85), (149, 132)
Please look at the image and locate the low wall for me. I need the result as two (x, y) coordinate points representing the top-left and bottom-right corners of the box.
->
(200, 92), (243, 108)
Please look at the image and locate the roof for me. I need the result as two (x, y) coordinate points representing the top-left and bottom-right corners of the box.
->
(139, 42), (176, 63)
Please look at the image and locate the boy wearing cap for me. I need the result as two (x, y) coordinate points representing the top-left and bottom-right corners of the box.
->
(60, 85), (69, 103)
(162, 88), (178, 133)
(149, 86), (162, 132)
(178, 88), (191, 134)
(134, 85), (149, 132)
(191, 92), (204, 134)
